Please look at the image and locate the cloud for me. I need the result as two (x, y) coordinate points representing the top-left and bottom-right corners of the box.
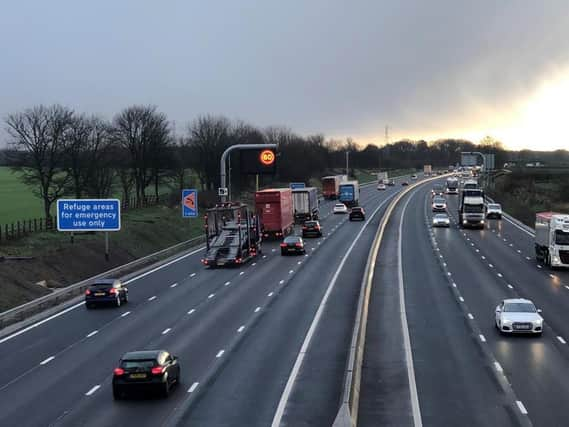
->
(1, 0), (568, 149)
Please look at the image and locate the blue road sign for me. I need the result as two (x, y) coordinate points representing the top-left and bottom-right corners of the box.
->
(290, 182), (305, 189)
(182, 189), (198, 218)
(57, 199), (121, 231)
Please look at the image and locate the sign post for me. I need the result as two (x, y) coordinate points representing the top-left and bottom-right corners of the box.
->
(182, 189), (198, 218)
(56, 199), (121, 260)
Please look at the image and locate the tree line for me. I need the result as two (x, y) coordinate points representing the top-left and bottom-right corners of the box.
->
(2, 104), (522, 221)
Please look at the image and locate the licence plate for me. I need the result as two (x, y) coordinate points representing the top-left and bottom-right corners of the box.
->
(130, 373), (147, 379)
(94, 292), (105, 296)
(218, 261), (225, 266)
(515, 325), (530, 330)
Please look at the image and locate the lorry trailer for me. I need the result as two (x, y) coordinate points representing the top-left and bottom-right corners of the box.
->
(255, 188), (294, 239)
(338, 181), (360, 207)
(535, 212), (569, 268)
(292, 187), (319, 223)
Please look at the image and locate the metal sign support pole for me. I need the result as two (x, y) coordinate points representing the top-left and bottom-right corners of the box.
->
(105, 232), (110, 261)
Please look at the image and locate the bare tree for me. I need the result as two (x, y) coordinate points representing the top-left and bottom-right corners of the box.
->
(5, 105), (74, 220)
(187, 115), (231, 190)
(112, 105), (170, 201)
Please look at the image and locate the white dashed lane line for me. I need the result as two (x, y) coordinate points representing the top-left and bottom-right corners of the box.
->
(494, 362), (503, 373)
(86, 330), (98, 338)
(467, 313), (474, 320)
(170, 283), (178, 288)
(85, 385), (100, 396)
(148, 296), (157, 301)
(279, 280), (285, 285)
(516, 401), (528, 415)
(557, 336), (567, 344)
(188, 382), (199, 393)
(216, 350), (225, 358)
(459, 296), (464, 302)
(526, 256), (531, 260)
(254, 307), (261, 313)
(224, 281), (231, 286)
(237, 326), (245, 333)
(268, 292), (274, 297)
(121, 311), (131, 318)
(188, 309), (196, 315)
(208, 293), (215, 299)
(190, 273), (196, 278)
(239, 272), (245, 276)
(162, 328), (171, 335)
(507, 284), (514, 289)
(40, 356), (55, 366)
(479, 334), (486, 343)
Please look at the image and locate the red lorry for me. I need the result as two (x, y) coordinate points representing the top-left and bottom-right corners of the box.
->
(322, 175), (342, 199)
(255, 189), (294, 239)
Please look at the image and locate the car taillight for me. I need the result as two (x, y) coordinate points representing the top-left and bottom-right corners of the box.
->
(236, 258), (242, 264)
(295, 243), (302, 247)
(85, 289), (91, 295)
(302, 226), (307, 230)
(152, 366), (165, 375)
(109, 288), (117, 295)
(316, 226), (320, 230)
(114, 368), (125, 376)
(280, 243), (287, 247)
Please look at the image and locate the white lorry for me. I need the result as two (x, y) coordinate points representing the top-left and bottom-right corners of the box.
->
(377, 172), (389, 184)
(535, 212), (569, 268)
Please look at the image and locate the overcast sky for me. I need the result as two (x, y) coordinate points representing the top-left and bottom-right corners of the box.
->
(1, 0), (569, 150)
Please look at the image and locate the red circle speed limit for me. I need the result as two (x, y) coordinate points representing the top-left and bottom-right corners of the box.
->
(259, 149), (275, 166)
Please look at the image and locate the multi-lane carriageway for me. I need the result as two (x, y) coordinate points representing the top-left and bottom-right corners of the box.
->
(2, 175), (568, 427)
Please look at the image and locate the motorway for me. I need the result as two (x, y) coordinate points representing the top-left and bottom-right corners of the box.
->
(0, 177), (410, 427)
(4, 174), (569, 427)
(359, 178), (569, 427)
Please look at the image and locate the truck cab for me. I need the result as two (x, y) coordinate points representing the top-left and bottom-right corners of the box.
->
(535, 212), (569, 268)
(458, 189), (485, 229)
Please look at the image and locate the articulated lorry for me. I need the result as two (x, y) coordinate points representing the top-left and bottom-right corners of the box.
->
(338, 181), (360, 207)
(322, 176), (342, 199)
(535, 212), (569, 268)
(458, 188), (485, 228)
(292, 187), (319, 223)
(202, 202), (262, 268)
(255, 188), (294, 239)
(377, 172), (389, 184)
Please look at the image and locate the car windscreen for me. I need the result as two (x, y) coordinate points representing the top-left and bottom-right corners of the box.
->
(434, 214), (448, 219)
(433, 198), (445, 203)
(555, 230), (569, 245)
(304, 221), (317, 227)
(488, 204), (500, 209)
(121, 359), (156, 369)
(335, 204), (345, 208)
(503, 303), (536, 313)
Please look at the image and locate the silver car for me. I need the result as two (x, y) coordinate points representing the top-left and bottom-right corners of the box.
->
(432, 197), (447, 212)
(486, 203), (502, 219)
(495, 298), (543, 335)
(432, 213), (450, 227)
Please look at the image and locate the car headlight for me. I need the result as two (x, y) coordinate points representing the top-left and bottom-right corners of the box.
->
(553, 256), (560, 263)
(480, 220), (485, 224)
(501, 318), (512, 325)
(535, 319), (543, 325)
(463, 220), (467, 224)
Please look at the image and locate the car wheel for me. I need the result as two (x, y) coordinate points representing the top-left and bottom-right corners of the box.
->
(113, 387), (124, 400)
(162, 381), (170, 398)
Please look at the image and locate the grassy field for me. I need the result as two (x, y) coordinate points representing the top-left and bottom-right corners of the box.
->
(0, 167), (44, 223)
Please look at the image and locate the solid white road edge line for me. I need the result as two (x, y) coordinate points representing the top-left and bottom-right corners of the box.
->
(188, 382), (199, 393)
(270, 192), (397, 427)
(516, 400), (528, 415)
(86, 330), (98, 338)
(40, 356), (55, 365)
(398, 192), (424, 427)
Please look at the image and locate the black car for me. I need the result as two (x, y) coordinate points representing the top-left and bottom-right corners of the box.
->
(349, 206), (365, 221)
(85, 279), (128, 308)
(280, 236), (305, 255)
(113, 350), (180, 399)
(387, 180), (395, 186)
(401, 181), (409, 186)
(302, 220), (322, 238)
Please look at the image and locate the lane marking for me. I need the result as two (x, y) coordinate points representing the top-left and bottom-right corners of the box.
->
(494, 362), (503, 373)
(452, 283), (457, 288)
(188, 382), (199, 393)
(507, 284), (514, 289)
(170, 283), (178, 288)
(479, 334), (486, 343)
(190, 273), (196, 278)
(565, 285), (569, 291)
(216, 350), (225, 358)
(86, 330), (98, 338)
(224, 281), (231, 286)
(270, 191), (399, 427)
(85, 385), (100, 396)
(263, 255), (267, 259)
(557, 336), (567, 344)
(497, 273), (503, 278)
(162, 328), (171, 335)
(549, 274), (557, 279)
(252, 262), (257, 266)
(187, 309), (196, 315)
(268, 292), (274, 297)
(516, 401), (528, 415)
(475, 249), (480, 253)
(40, 356), (55, 365)
(289, 270), (294, 274)
(254, 307), (261, 313)
(237, 326), (245, 333)
(148, 296), (157, 301)
(239, 272), (245, 276)
(537, 265), (543, 269)
(272, 249), (276, 252)
(459, 296), (464, 302)
(279, 280), (285, 285)
(481, 256), (486, 260)
(489, 264), (494, 268)
(517, 250), (522, 253)
(208, 293), (215, 299)
(121, 311), (131, 318)
(467, 313), (474, 320)
(297, 261), (302, 265)
(526, 256), (531, 261)
(0, 301), (85, 344)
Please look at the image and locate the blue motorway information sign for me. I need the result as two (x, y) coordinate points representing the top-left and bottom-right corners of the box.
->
(182, 189), (198, 218)
(290, 182), (305, 189)
(57, 199), (121, 231)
